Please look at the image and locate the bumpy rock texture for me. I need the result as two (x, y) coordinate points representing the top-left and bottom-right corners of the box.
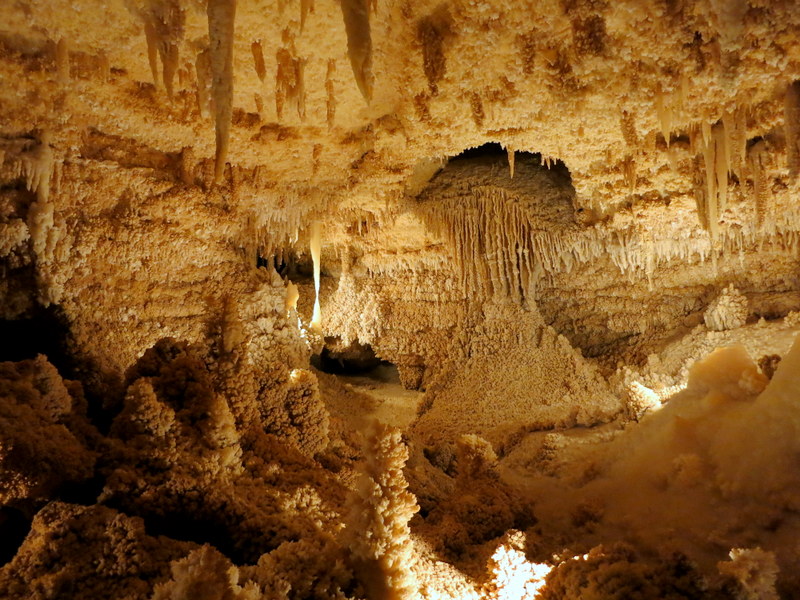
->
(2, 0), (800, 598)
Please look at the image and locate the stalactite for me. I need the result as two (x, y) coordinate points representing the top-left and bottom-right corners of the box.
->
(97, 51), (111, 82)
(141, 2), (184, 99)
(340, 0), (373, 102)
(701, 119), (712, 148)
(693, 161), (709, 232)
(415, 176), (800, 302)
(713, 121), (729, 214)
(620, 110), (639, 148)
(701, 124), (718, 237)
(622, 155), (636, 193)
(195, 48), (212, 119)
(300, 0), (314, 32)
(325, 59), (336, 129)
(722, 108), (747, 178)
(143, 20), (160, 88)
(251, 41), (266, 82)
(655, 87), (672, 146)
(748, 139), (769, 228)
(276, 31), (306, 121)
(310, 221), (322, 331)
(784, 81), (800, 179)
(506, 147), (515, 178)
(207, 0), (237, 183)
(678, 72), (689, 114)
(11, 135), (55, 264)
(162, 45), (180, 98)
(312, 143), (322, 174)
(296, 58), (307, 120)
(697, 120), (730, 238)
(55, 38), (70, 82)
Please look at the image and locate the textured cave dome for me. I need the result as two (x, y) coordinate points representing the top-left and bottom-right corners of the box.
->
(1, 0), (800, 599)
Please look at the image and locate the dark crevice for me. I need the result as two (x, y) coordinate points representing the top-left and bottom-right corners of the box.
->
(0, 305), (73, 371)
(55, 474), (107, 508)
(448, 142), (572, 181)
(0, 305), (124, 434)
(0, 508), (32, 566)
(450, 141), (507, 160)
(256, 248), (315, 283)
(100, 489), (258, 563)
(312, 339), (385, 375)
(139, 511), (247, 563)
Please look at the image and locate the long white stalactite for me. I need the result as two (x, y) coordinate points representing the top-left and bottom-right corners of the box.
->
(207, 0), (236, 183)
(310, 220), (322, 331)
(340, 0), (373, 102)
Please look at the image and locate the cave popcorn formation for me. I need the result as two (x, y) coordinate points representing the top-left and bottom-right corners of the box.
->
(1, 0), (800, 598)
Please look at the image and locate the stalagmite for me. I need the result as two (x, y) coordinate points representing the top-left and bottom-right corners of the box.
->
(344, 422), (418, 600)
(221, 296), (244, 354)
(285, 280), (299, 314)
(179, 146), (195, 185)
(310, 220), (322, 331)
(704, 284), (748, 331)
(207, 0), (237, 183)
(340, 0), (373, 101)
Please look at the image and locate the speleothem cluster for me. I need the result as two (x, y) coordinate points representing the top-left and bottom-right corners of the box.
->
(2, 1), (800, 598)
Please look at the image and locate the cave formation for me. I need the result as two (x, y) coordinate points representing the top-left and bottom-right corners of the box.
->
(2, 1), (800, 598)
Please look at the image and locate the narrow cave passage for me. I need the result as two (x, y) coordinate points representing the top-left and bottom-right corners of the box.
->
(258, 241), (426, 434)
(312, 340), (424, 433)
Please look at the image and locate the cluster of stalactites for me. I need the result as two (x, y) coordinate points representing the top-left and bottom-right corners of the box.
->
(420, 181), (800, 302)
(689, 109), (748, 239)
(6, 136), (56, 260)
(194, 0), (372, 184)
(654, 82), (800, 238)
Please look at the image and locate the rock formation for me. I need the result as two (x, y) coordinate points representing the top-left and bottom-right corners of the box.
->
(2, 0), (800, 598)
